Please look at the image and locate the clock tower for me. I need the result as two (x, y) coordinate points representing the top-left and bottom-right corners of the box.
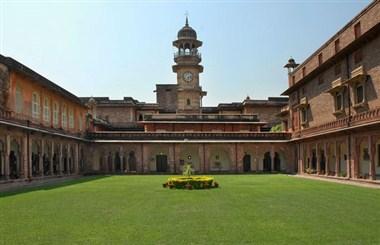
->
(173, 17), (206, 113)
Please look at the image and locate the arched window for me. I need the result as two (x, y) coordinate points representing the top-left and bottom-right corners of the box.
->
(186, 99), (191, 106)
(15, 86), (23, 113)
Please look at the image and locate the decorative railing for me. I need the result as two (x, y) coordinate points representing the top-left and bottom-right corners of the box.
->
(87, 132), (291, 141)
(297, 106), (380, 138)
(143, 113), (260, 122)
(174, 51), (201, 60)
(351, 107), (380, 126)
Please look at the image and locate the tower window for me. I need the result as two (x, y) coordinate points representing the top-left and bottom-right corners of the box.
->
(186, 99), (191, 106)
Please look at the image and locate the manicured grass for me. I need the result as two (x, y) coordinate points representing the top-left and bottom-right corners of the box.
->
(1, 175), (380, 244)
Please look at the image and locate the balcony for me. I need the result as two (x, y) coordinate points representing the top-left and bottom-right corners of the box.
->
(174, 50), (201, 59)
(87, 131), (291, 141)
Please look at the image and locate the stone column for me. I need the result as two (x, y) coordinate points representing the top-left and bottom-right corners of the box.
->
(59, 143), (64, 175)
(335, 141), (339, 177)
(236, 143), (244, 173)
(316, 143), (320, 175)
(298, 143), (303, 174)
(103, 155), (108, 172)
(204, 144), (210, 172)
(198, 144), (205, 173)
(68, 143), (72, 175)
(174, 144), (181, 174)
(75, 143), (79, 174)
(23, 135), (30, 179)
(353, 137), (359, 179)
(233, 143), (239, 173)
(120, 151), (125, 173)
(40, 139), (45, 177)
(50, 141), (54, 176)
(111, 152), (115, 173)
(168, 144), (175, 174)
(369, 135), (376, 180)
(346, 135), (352, 179)
(4, 134), (10, 179)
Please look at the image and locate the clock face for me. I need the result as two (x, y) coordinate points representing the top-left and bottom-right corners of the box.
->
(183, 72), (193, 82)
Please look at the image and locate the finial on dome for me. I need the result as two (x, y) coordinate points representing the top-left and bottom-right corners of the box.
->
(185, 11), (189, 26)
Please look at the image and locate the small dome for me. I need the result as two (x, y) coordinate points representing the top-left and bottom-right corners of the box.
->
(177, 17), (197, 39)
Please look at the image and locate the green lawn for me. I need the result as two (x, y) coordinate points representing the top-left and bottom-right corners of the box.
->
(1, 175), (380, 245)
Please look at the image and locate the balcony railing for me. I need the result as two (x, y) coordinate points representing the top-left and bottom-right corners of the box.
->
(87, 131), (291, 141)
(174, 50), (201, 59)
(143, 113), (260, 122)
(295, 106), (380, 138)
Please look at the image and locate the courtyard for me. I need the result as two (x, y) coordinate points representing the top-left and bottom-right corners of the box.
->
(0, 175), (379, 244)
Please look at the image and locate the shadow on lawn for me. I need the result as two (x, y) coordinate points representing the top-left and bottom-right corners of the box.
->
(0, 175), (110, 198)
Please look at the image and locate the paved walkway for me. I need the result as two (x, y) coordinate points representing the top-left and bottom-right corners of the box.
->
(293, 174), (380, 189)
(0, 175), (82, 193)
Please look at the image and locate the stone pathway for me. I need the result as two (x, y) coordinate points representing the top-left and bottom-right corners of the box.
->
(0, 175), (82, 193)
(293, 174), (380, 189)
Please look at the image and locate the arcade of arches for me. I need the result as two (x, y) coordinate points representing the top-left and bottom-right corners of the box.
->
(0, 129), (85, 181)
(297, 132), (380, 181)
(88, 143), (293, 174)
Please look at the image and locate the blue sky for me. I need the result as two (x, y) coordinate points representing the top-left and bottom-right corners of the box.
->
(0, 0), (370, 105)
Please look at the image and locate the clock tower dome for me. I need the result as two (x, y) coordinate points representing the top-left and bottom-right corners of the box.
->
(173, 17), (206, 113)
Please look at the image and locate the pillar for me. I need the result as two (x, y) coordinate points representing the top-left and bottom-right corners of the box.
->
(120, 151), (125, 173)
(4, 134), (10, 179)
(111, 152), (115, 173)
(236, 143), (244, 173)
(168, 144), (175, 173)
(316, 143), (320, 174)
(140, 144), (144, 173)
(50, 141), (54, 175)
(369, 135), (376, 180)
(198, 144), (205, 173)
(346, 135), (352, 179)
(75, 143), (79, 174)
(299, 143), (303, 174)
(271, 145), (275, 172)
(23, 135), (30, 179)
(335, 141), (339, 177)
(40, 138), (45, 177)
(59, 143), (63, 175)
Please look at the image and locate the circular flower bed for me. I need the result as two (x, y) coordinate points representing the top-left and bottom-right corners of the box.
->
(163, 176), (219, 190)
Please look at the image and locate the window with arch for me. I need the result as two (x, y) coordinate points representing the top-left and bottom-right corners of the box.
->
(43, 97), (50, 123)
(53, 101), (59, 127)
(32, 92), (40, 119)
(61, 104), (67, 128)
(186, 98), (191, 106)
(15, 85), (23, 114)
(68, 108), (74, 129)
(78, 113), (83, 131)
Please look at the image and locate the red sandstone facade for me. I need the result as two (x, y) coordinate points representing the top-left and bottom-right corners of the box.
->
(0, 1), (379, 185)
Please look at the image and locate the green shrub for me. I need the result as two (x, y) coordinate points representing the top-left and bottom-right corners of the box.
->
(163, 176), (218, 190)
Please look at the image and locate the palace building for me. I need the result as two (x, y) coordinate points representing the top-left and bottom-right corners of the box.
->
(0, 0), (380, 185)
